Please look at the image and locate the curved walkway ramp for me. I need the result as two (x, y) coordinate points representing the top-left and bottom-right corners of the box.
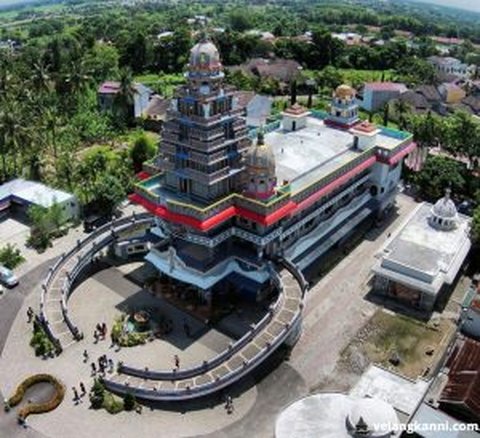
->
(102, 261), (306, 401)
(39, 213), (155, 351)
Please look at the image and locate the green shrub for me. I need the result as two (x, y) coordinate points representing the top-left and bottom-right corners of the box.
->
(89, 379), (105, 409)
(0, 244), (25, 269)
(103, 392), (124, 414)
(30, 325), (55, 357)
(123, 392), (135, 411)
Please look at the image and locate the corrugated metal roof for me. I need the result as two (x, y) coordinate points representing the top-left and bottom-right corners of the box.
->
(0, 179), (74, 208)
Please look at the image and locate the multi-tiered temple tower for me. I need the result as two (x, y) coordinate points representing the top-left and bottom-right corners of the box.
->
(160, 39), (250, 201)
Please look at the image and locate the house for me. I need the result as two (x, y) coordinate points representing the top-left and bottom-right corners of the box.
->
(246, 30), (276, 42)
(397, 90), (431, 113)
(438, 82), (467, 104)
(0, 179), (79, 223)
(332, 32), (362, 46)
(439, 337), (480, 424)
(97, 81), (153, 118)
(361, 82), (407, 112)
(428, 56), (475, 79)
(142, 95), (171, 132)
(416, 85), (442, 105)
(234, 58), (302, 88)
(459, 95), (480, 115)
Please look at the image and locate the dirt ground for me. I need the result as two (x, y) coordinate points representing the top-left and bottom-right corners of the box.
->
(339, 309), (456, 380)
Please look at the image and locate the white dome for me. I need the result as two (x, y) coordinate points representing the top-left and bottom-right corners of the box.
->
(429, 190), (458, 231)
(346, 398), (399, 437)
(432, 196), (457, 219)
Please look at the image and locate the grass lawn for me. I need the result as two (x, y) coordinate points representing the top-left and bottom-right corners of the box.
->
(342, 309), (455, 379)
(338, 68), (395, 84)
(134, 73), (185, 97)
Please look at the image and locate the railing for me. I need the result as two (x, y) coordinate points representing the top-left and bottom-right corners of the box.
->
(102, 262), (304, 401)
(118, 277), (282, 381)
(39, 213), (155, 349)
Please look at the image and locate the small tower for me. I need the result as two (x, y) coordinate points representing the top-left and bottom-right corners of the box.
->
(350, 121), (380, 151)
(244, 129), (277, 200)
(326, 84), (359, 128)
(281, 103), (310, 132)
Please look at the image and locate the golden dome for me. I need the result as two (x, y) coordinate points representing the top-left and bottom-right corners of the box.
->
(335, 84), (356, 98)
(245, 130), (276, 172)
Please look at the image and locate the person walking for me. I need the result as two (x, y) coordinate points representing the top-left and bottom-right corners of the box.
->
(26, 307), (34, 323)
(102, 322), (107, 339)
(79, 382), (86, 396)
(91, 362), (97, 376)
(83, 349), (89, 363)
(174, 354), (180, 369)
(72, 386), (79, 403)
(93, 329), (99, 344)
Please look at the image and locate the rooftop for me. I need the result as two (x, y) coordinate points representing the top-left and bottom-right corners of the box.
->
(0, 178), (75, 208)
(373, 203), (471, 294)
(350, 364), (429, 417)
(440, 337), (480, 421)
(364, 82), (407, 92)
(265, 117), (400, 192)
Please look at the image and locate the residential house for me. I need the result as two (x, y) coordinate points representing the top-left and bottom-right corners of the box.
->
(438, 82), (467, 104)
(460, 95), (480, 115)
(397, 90), (431, 113)
(234, 58), (302, 90)
(428, 56), (475, 79)
(0, 179), (79, 223)
(98, 81), (153, 118)
(361, 82), (407, 112)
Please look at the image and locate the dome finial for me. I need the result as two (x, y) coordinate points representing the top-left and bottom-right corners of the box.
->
(445, 187), (451, 199)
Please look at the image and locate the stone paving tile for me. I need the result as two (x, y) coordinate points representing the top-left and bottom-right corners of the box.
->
(195, 374), (212, 386)
(241, 344), (260, 361)
(211, 366), (229, 380)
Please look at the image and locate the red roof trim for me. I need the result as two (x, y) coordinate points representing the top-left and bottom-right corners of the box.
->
(295, 156), (376, 212)
(136, 171), (152, 181)
(388, 141), (416, 165)
(131, 150), (402, 231)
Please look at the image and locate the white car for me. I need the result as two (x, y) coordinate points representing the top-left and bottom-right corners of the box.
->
(0, 265), (18, 288)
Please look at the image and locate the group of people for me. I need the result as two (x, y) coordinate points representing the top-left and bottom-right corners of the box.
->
(72, 382), (87, 403)
(93, 322), (108, 343)
(89, 353), (114, 376)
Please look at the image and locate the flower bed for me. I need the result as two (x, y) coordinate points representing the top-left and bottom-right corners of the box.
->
(8, 374), (65, 420)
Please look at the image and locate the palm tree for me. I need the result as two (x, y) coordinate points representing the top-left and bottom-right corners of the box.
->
(115, 67), (136, 128)
(392, 99), (411, 131)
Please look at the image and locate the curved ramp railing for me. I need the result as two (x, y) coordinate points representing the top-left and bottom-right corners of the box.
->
(39, 213), (155, 351)
(101, 262), (304, 401)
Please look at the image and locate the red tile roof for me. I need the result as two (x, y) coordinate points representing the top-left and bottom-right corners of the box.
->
(364, 82), (407, 92)
(440, 338), (480, 421)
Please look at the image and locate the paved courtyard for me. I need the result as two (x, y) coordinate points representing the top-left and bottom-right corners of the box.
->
(0, 194), (420, 438)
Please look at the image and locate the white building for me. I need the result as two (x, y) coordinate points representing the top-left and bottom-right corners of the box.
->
(428, 56), (475, 79)
(372, 191), (471, 312)
(0, 179), (79, 223)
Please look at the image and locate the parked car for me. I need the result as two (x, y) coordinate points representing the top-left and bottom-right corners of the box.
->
(83, 214), (110, 233)
(0, 265), (19, 288)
